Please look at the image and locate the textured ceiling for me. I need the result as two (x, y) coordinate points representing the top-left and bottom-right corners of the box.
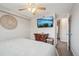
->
(0, 3), (73, 19)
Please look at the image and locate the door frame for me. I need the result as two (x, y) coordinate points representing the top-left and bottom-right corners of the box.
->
(68, 16), (72, 50)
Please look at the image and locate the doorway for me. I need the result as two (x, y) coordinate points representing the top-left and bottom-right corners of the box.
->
(56, 17), (72, 56)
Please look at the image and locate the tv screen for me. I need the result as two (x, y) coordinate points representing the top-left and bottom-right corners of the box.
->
(37, 16), (53, 28)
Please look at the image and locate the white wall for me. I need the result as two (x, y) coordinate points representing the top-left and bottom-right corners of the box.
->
(0, 12), (30, 40)
(30, 15), (57, 44)
(70, 4), (79, 55)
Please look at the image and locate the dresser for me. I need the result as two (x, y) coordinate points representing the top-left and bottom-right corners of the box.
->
(34, 33), (49, 42)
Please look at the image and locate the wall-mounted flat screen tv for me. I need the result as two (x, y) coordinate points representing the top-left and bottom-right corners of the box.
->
(37, 16), (53, 28)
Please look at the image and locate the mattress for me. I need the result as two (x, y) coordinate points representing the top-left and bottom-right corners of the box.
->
(0, 38), (57, 56)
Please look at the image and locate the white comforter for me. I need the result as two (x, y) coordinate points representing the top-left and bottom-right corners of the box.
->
(0, 38), (56, 56)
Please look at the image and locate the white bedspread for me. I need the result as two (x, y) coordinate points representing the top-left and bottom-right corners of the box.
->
(0, 38), (56, 56)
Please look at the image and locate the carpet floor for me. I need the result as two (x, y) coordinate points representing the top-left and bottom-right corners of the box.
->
(56, 40), (73, 56)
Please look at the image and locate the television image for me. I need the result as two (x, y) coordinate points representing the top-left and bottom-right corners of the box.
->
(37, 16), (53, 28)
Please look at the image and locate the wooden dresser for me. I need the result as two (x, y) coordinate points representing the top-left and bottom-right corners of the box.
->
(34, 33), (49, 42)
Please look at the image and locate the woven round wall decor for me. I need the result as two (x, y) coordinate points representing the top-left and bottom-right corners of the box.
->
(0, 15), (17, 29)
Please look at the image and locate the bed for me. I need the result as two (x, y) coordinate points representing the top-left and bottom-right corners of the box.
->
(0, 38), (57, 56)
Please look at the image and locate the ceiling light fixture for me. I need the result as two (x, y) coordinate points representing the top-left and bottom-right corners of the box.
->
(19, 3), (46, 15)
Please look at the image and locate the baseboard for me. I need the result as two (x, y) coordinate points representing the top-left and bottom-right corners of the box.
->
(55, 48), (59, 56)
(70, 47), (75, 56)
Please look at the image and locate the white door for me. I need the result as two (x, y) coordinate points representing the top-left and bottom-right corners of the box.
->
(60, 18), (69, 49)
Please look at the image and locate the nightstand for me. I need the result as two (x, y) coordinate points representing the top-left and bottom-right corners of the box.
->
(46, 37), (54, 45)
